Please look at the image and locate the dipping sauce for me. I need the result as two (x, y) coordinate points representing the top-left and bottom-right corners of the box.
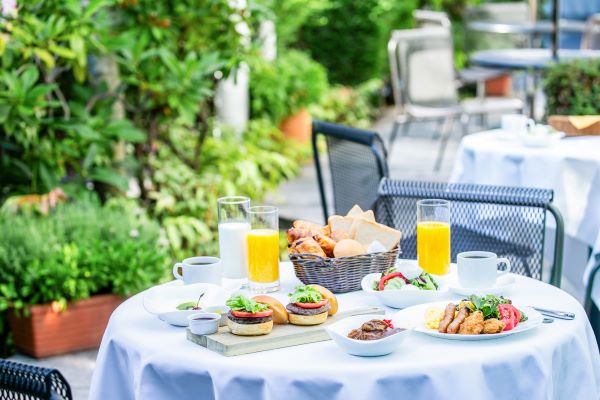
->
(193, 317), (218, 321)
(348, 319), (405, 340)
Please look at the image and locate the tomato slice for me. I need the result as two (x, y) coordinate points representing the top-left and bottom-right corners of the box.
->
(230, 309), (273, 318)
(294, 299), (328, 309)
(498, 304), (515, 331)
(377, 272), (409, 291)
(510, 305), (521, 328)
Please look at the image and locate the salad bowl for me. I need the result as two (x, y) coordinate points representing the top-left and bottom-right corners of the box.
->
(325, 314), (411, 357)
(361, 260), (450, 309)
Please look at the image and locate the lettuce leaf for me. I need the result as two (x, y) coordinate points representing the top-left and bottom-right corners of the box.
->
(288, 285), (323, 303)
(226, 295), (269, 313)
(409, 272), (438, 291)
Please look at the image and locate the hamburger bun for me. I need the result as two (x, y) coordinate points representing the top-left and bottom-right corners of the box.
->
(227, 318), (273, 336)
(333, 239), (365, 258)
(253, 295), (289, 324)
(288, 311), (328, 326)
(308, 284), (338, 316)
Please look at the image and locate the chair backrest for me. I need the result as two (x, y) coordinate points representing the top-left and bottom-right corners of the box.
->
(374, 179), (564, 286)
(388, 27), (458, 111)
(413, 9), (451, 29)
(0, 359), (72, 400)
(582, 14), (600, 49)
(312, 120), (388, 223)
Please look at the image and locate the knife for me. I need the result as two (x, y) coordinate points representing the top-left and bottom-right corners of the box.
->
(532, 307), (575, 320)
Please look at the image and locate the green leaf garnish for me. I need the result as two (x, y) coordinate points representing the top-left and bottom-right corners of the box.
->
(176, 301), (197, 310)
(288, 285), (323, 303)
(225, 295), (269, 313)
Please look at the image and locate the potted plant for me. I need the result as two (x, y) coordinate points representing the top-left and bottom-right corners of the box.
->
(0, 197), (168, 358)
(250, 50), (328, 142)
(545, 59), (600, 136)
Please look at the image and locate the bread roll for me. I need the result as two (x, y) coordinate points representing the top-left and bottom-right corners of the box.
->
(288, 311), (328, 326)
(312, 233), (336, 257)
(309, 284), (338, 316)
(253, 295), (288, 324)
(227, 319), (273, 336)
(333, 239), (365, 258)
(291, 237), (327, 257)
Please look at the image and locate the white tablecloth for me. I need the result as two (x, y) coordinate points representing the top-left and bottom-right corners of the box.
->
(89, 262), (600, 400)
(450, 131), (600, 303)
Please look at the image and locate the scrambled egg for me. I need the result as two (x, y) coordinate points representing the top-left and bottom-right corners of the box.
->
(424, 307), (445, 330)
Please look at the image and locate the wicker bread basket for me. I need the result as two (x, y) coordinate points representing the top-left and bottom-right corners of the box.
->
(548, 115), (600, 137)
(289, 246), (400, 293)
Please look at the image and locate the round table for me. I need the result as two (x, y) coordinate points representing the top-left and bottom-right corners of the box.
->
(470, 48), (600, 70)
(89, 262), (600, 400)
(450, 131), (600, 305)
(467, 20), (587, 35)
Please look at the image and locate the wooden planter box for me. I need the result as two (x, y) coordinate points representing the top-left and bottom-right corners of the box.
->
(8, 294), (124, 358)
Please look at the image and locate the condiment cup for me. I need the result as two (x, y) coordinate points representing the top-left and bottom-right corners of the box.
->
(203, 305), (231, 327)
(187, 312), (221, 335)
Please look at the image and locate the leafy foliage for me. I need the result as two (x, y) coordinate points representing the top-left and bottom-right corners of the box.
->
(545, 59), (600, 115)
(288, 285), (323, 303)
(226, 295), (269, 313)
(250, 50), (328, 123)
(0, 198), (168, 312)
(0, 0), (145, 199)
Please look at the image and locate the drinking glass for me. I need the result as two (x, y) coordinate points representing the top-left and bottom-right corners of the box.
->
(217, 196), (251, 279)
(247, 206), (279, 293)
(417, 199), (451, 275)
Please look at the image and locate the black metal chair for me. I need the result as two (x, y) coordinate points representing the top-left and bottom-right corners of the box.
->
(586, 254), (600, 349)
(312, 120), (388, 223)
(375, 178), (565, 287)
(0, 359), (72, 400)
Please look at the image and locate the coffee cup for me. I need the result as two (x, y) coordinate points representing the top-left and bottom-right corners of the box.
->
(501, 114), (535, 136)
(456, 251), (511, 288)
(173, 256), (222, 285)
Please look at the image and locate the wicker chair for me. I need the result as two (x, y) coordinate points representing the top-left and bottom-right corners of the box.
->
(374, 178), (564, 287)
(312, 120), (388, 223)
(0, 359), (72, 400)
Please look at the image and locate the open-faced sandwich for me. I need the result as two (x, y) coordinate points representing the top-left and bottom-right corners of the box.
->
(287, 204), (401, 259)
(225, 294), (287, 336)
(286, 285), (338, 326)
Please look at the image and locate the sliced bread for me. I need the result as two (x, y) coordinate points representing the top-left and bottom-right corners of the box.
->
(328, 215), (355, 236)
(352, 219), (401, 251)
(346, 204), (364, 218)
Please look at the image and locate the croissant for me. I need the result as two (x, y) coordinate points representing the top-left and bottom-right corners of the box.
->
(313, 234), (336, 257)
(293, 220), (324, 236)
(290, 237), (326, 258)
(287, 228), (312, 244)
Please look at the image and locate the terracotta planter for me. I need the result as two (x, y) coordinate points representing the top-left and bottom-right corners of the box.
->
(485, 74), (512, 97)
(279, 108), (312, 143)
(8, 294), (124, 358)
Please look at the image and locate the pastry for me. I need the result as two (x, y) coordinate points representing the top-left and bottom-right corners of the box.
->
(312, 233), (337, 257)
(291, 237), (327, 257)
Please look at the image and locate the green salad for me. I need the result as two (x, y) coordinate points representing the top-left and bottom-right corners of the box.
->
(226, 295), (269, 313)
(373, 267), (439, 291)
(288, 285), (323, 303)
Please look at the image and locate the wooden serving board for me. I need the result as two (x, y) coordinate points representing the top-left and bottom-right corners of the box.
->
(186, 306), (385, 356)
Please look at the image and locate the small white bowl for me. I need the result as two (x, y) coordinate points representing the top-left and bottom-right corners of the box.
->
(203, 305), (230, 326)
(325, 314), (411, 357)
(187, 312), (221, 335)
(361, 273), (448, 309)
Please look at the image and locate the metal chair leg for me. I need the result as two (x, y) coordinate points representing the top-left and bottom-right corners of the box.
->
(388, 117), (411, 154)
(460, 114), (470, 138)
(434, 116), (455, 171)
(431, 119), (443, 140)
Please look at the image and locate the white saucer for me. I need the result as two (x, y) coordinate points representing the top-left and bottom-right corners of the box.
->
(449, 274), (516, 297)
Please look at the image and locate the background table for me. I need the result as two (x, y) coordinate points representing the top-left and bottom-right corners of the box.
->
(89, 262), (600, 400)
(467, 20), (587, 35)
(470, 48), (600, 70)
(450, 131), (600, 305)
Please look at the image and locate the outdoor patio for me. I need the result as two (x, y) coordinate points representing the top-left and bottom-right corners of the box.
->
(1, 1), (600, 400)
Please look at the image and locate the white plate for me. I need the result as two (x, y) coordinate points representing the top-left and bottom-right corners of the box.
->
(449, 274), (516, 296)
(361, 273), (449, 309)
(325, 314), (412, 356)
(143, 282), (228, 327)
(393, 301), (543, 341)
(521, 132), (565, 148)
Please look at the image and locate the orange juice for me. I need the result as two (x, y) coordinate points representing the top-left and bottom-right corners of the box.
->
(247, 229), (279, 283)
(417, 221), (451, 275)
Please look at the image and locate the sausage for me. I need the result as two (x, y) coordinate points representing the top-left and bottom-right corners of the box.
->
(438, 303), (456, 333)
(446, 307), (470, 334)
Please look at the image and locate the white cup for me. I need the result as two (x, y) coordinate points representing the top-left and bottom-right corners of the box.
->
(456, 251), (511, 289)
(501, 114), (535, 136)
(173, 257), (222, 285)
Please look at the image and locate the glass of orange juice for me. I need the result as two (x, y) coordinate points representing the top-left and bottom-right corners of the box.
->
(247, 206), (280, 293)
(417, 199), (451, 276)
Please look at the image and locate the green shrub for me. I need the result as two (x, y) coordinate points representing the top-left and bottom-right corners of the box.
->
(544, 59), (600, 115)
(250, 50), (328, 123)
(0, 198), (168, 313)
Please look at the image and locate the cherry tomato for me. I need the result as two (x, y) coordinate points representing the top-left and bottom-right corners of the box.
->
(498, 304), (515, 331)
(230, 309), (273, 318)
(294, 299), (328, 309)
